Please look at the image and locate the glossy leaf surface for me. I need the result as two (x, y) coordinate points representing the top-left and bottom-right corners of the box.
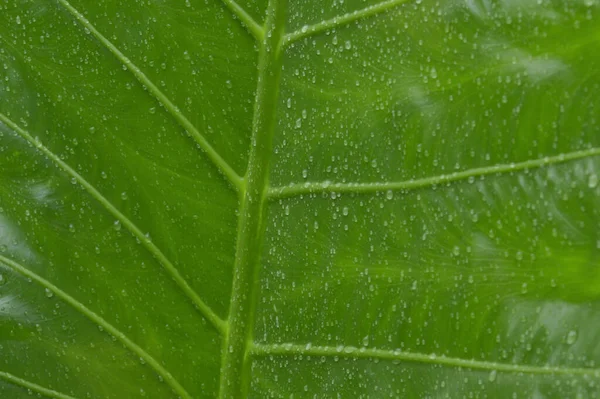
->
(0, 0), (599, 398)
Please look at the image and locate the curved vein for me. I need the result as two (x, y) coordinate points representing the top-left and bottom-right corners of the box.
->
(283, 0), (414, 47)
(219, 0), (264, 41)
(268, 147), (600, 199)
(0, 371), (77, 399)
(0, 113), (226, 335)
(251, 343), (600, 377)
(56, 0), (243, 191)
(0, 255), (192, 399)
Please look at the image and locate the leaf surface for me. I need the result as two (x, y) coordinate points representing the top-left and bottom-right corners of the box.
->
(0, 0), (599, 398)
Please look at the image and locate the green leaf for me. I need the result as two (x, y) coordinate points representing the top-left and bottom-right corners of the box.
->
(1, 0), (599, 398)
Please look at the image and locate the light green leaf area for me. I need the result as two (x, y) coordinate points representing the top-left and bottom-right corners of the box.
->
(0, 0), (599, 398)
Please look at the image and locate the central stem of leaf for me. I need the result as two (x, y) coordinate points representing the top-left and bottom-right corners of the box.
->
(219, 0), (286, 397)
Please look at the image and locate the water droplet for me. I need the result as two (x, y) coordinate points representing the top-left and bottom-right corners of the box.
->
(430, 67), (437, 79)
(121, 192), (128, 200)
(566, 330), (577, 345)
(588, 174), (598, 188)
(113, 220), (122, 231)
(45, 288), (54, 298)
(488, 370), (497, 382)
(68, 224), (76, 233)
(361, 336), (369, 346)
(386, 190), (394, 200)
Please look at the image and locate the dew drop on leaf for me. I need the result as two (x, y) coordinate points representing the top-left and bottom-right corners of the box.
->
(566, 330), (578, 345)
(588, 173), (598, 188)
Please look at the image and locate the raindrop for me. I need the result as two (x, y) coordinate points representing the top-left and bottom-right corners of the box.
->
(121, 192), (128, 200)
(488, 370), (497, 382)
(566, 330), (577, 345)
(45, 288), (54, 298)
(386, 190), (394, 200)
(588, 174), (598, 188)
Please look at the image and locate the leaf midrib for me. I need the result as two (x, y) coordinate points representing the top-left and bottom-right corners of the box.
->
(218, 0), (287, 397)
